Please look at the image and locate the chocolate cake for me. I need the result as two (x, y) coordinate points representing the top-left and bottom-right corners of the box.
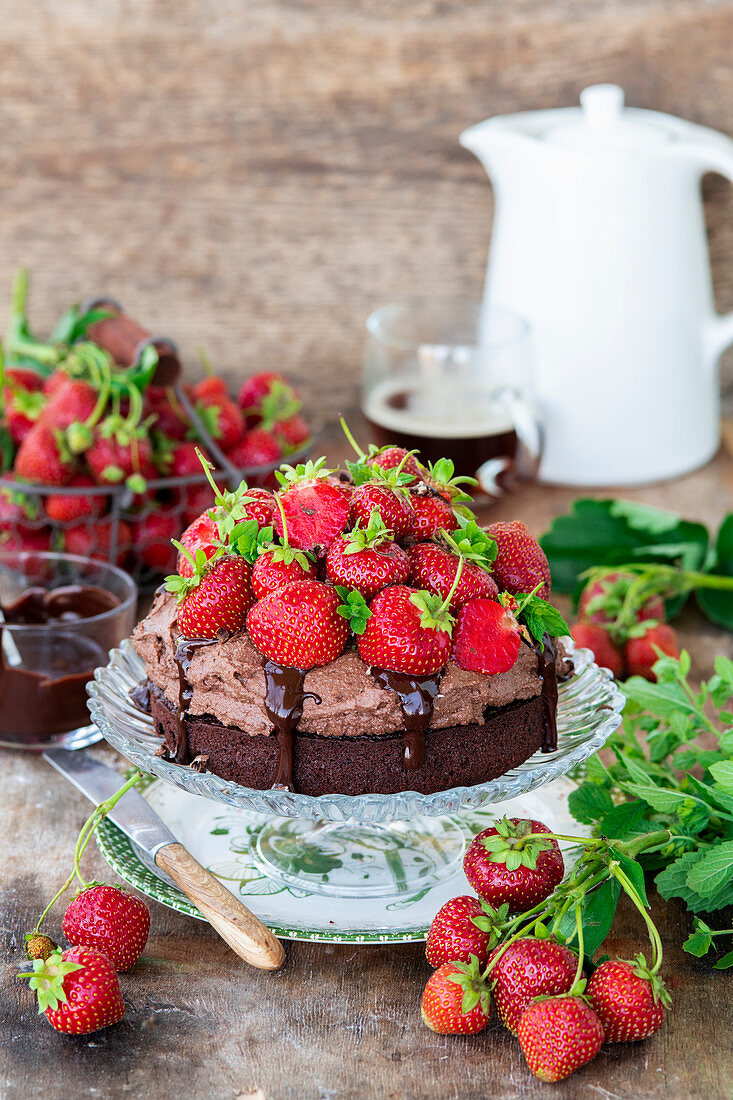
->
(131, 589), (571, 797)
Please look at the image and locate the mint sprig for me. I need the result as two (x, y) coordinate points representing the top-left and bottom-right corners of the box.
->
(336, 586), (372, 635)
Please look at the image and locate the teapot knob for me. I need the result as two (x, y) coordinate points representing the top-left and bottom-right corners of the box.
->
(579, 84), (625, 125)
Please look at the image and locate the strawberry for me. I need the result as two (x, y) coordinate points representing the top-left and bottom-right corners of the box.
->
(407, 543), (498, 610)
(409, 492), (458, 540)
(570, 622), (625, 677)
(356, 584), (453, 675)
(40, 377), (98, 433)
(62, 884), (150, 972)
(451, 598), (522, 675)
(274, 460), (350, 553)
(0, 527), (51, 553)
(421, 958), (492, 1035)
(45, 475), (104, 523)
(14, 422), (75, 485)
(42, 370), (70, 397)
(463, 818), (564, 912)
(3, 368), (45, 445)
(425, 895), (501, 969)
(0, 475), (41, 532)
(168, 555), (256, 639)
(167, 441), (208, 478)
(485, 520), (551, 598)
(247, 579), (349, 668)
(182, 481), (220, 525)
(489, 937), (579, 1033)
(131, 512), (179, 573)
(623, 623), (679, 680)
(65, 518), (132, 567)
(252, 548), (314, 598)
(586, 956), (670, 1042)
(146, 385), (190, 441)
(177, 509), (220, 577)
(192, 375), (230, 405)
(195, 398), (245, 451)
(517, 995), (604, 1082)
(227, 429), (282, 469)
(578, 570), (665, 626)
(21, 945), (124, 1035)
(86, 421), (154, 486)
(24, 933), (58, 962)
(272, 414), (310, 454)
(371, 446), (422, 479)
(350, 483), (414, 540)
(4, 366), (44, 392)
(326, 510), (410, 599)
(238, 372), (299, 423)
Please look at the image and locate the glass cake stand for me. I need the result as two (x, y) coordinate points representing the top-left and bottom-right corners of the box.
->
(87, 639), (624, 899)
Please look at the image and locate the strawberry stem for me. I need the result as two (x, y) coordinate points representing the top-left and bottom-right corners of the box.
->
(609, 862), (664, 975)
(439, 555), (465, 614)
(339, 416), (365, 460)
(197, 347), (214, 377)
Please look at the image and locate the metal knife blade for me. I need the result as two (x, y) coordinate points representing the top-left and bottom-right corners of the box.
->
(43, 747), (175, 859)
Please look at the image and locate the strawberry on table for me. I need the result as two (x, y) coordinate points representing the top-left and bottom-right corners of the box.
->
(274, 459), (350, 554)
(247, 579), (349, 668)
(356, 584), (454, 675)
(227, 429), (283, 469)
(167, 555), (256, 639)
(421, 958), (492, 1035)
(326, 509), (410, 599)
(485, 520), (551, 598)
(623, 622), (679, 680)
(570, 621), (625, 677)
(21, 945), (125, 1035)
(463, 817), (564, 912)
(62, 884), (150, 972)
(516, 995), (604, 1082)
(451, 598), (522, 675)
(425, 895), (500, 969)
(586, 956), (670, 1042)
(488, 937), (579, 1033)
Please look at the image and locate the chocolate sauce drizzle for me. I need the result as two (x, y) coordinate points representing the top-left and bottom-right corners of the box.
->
(173, 637), (218, 764)
(537, 634), (559, 753)
(261, 659), (322, 790)
(130, 680), (152, 714)
(370, 668), (442, 769)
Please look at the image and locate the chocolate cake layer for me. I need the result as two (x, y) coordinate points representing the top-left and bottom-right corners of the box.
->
(149, 684), (546, 796)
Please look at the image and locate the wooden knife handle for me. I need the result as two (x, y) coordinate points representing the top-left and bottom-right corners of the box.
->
(155, 842), (285, 971)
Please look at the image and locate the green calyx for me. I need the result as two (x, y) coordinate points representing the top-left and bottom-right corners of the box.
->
(259, 379), (302, 429)
(441, 520), (497, 570)
(409, 589), (455, 636)
(165, 543), (225, 601)
(479, 816), (556, 872)
(445, 955), (492, 1017)
(275, 456), (332, 488)
(336, 586), (372, 635)
(343, 509), (393, 554)
(424, 458), (477, 503)
(628, 953), (672, 1008)
(19, 950), (82, 1014)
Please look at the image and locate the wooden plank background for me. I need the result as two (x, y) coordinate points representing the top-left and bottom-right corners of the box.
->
(0, 0), (730, 423)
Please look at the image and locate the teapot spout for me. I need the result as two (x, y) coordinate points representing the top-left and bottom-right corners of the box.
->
(459, 120), (527, 176)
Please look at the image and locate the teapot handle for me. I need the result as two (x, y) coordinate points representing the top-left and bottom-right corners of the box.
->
(676, 142), (733, 359)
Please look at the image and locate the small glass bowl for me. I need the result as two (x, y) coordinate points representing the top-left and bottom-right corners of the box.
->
(0, 552), (137, 751)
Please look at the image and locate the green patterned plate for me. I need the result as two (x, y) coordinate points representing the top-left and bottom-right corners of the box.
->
(96, 774), (588, 944)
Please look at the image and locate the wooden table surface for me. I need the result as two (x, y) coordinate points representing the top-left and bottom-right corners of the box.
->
(2, 416), (732, 1100)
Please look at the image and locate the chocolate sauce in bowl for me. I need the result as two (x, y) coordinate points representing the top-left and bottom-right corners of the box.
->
(370, 668), (442, 769)
(172, 637), (218, 764)
(261, 659), (322, 790)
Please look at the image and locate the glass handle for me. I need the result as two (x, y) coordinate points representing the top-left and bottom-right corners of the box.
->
(475, 388), (543, 500)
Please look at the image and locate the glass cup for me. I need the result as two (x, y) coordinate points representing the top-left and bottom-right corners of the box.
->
(0, 552), (137, 751)
(362, 299), (541, 497)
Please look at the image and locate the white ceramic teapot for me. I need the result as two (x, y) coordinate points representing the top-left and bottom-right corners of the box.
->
(461, 84), (733, 486)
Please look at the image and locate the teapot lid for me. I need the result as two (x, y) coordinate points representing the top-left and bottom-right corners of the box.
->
(544, 85), (673, 151)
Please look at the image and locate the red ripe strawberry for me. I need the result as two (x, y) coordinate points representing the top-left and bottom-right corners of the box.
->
(177, 509), (219, 577)
(65, 519), (132, 567)
(463, 818), (564, 913)
(0, 527), (52, 553)
(272, 414), (310, 454)
(356, 584), (453, 675)
(421, 958), (492, 1035)
(578, 570), (665, 626)
(451, 598), (522, 675)
(21, 945), (124, 1035)
(171, 555), (256, 639)
(239, 372), (298, 420)
(196, 398), (245, 451)
(586, 956), (670, 1042)
(63, 884), (150, 972)
(275, 462), (351, 553)
(623, 623), (679, 680)
(351, 483), (415, 540)
(42, 370), (70, 397)
(238, 487), (276, 527)
(86, 429), (154, 485)
(227, 429), (282, 469)
(408, 543), (498, 610)
(131, 512), (179, 573)
(247, 579), (349, 668)
(489, 937), (578, 1033)
(40, 377), (98, 432)
(410, 492), (458, 540)
(14, 422), (75, 485)
(571, 622), (625, 678)
(146, 385), (190, 440)
(4, 366), (44, 392)
(371, 446), (422, 479)
(484, 520), (551, 598)
(517, 995), (604, 1082)
(252, 549), (314, 599)
(192, 375), (230, 405)
(0, 475), (41, 532)
(45, 475), (104, 523)
(168, 441), (207, 477)
(426, 895), (499, 969)
(326, 511), (410, 599)
(3, 367), (45, 445)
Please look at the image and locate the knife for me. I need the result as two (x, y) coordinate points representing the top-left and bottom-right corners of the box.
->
(42, 748), (285, 972)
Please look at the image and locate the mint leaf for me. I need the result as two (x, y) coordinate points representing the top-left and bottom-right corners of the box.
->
(685, 842), (733, 899)
(517, 595), (570, 645)
(335, 586), (371, 635)
(598, 800), (649, 840)
(697, 515), (733, 630)
(568, 783), (614, 825)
